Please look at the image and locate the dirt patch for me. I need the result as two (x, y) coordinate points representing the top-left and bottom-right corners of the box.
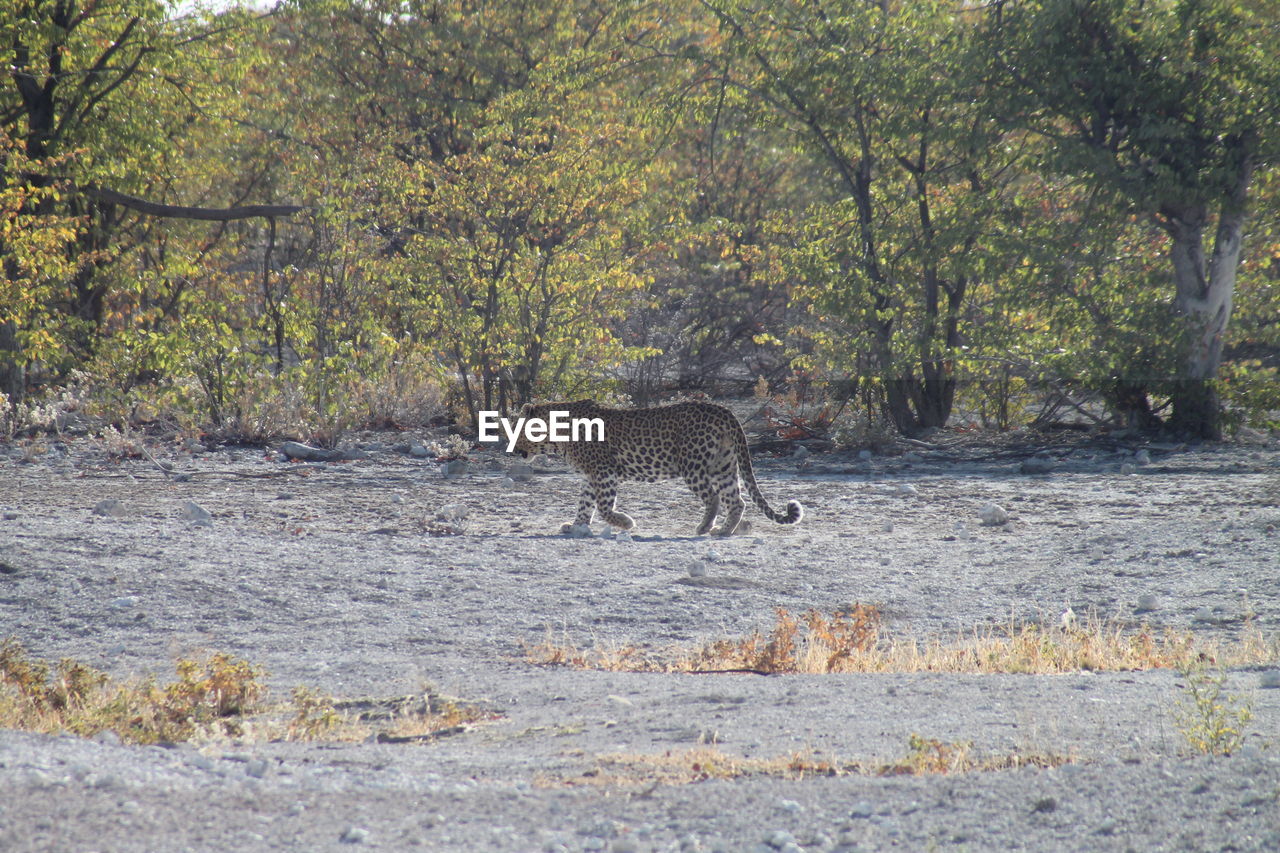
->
(1, 433), (1279, 851)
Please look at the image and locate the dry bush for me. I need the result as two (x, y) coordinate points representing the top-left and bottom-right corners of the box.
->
(0, 641), (493, 745)
(526, 608), (1279, 676)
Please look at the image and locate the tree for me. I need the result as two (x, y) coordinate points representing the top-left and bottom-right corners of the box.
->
(697, 0), (1016, 435)
(987, 0), (1280, 438)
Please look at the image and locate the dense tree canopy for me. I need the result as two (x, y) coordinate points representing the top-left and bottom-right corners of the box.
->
(2, 0), (1276, 441)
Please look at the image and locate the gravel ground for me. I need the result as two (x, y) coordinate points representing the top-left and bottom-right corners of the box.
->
(1, 429), (1279, 852)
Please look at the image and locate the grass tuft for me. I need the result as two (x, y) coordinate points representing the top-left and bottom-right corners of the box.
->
(525, 607), (1279, 675)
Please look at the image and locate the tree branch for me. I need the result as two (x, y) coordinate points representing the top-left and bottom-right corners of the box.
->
(82, 184), (306, 221)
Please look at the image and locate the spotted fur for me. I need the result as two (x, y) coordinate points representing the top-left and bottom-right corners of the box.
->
(513, 399), (804, 536)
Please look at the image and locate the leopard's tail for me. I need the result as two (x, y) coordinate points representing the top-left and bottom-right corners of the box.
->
(734, 422), (803, 525)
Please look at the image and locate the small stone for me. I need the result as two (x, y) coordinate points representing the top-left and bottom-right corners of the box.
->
(1096, 818), (1117, 836)
(882, 521), (894, 533)
(1020, 456), (1057, 474)
(953, 522), (970, 541)
(509, 462), (534, 481)
(280, 441), (339, 462)
(793, 445), (809, 459)
(1032, 796), (1058, 813)
(763, 829), (796, 849)
(896, 483), (918, 497)
(775, 799), (802, 814)
(688, 560), (707, 578)
(979, 503), (1009, 526)
(390, 494), (404, 504)
(1134, 449), (1152, 465)
(1192, 606), (1215, 623)
(110, 596), (139, 610)
(501, 477), (516, 489)
(93, 729), (122, 746)
(858, 449), (874, 461)
(92, 499), (127, 517)
(1120, 462), (1136, 475)
(408, 443), (430, 458)
(435, 504), (467, 524)
(245, 759), (268, 779)
(340, 447), (372, 461)
(339, 826), (369, 844)
(850, 800), (874, 818)
(1135, 593), (1160, 613)
(181, 501), (213, 525)
(440, 459), (468, 479)
(1258, 670), (1280, 689)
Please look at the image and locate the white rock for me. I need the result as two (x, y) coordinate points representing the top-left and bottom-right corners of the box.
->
(339, 826), (369, 844)
(850, 801), (874, 818)
(501, 477), (517, 489)
(764, 829), (797, 849)
(1259, 670), (1280, 689)
(565, 523), (593, 539)
(1134, 449), (1152, 465)
(109, 596), (139, 609)
(408, 443), (430, 458)
(688, 560), (707, 578)
(793, 445), (809, 459)
(705, 548), (721, 563)
(775, 798), (803, 814)
(435, 504), (467, 524)
(1120, 462), (1136, 475)
(1060, 606), (1077, 630)
(1135, 593), (1160, 613)
(896, 483), (919, 497)
(979, 503), (1009, 526)
(953, 521), (970, 541)
(181, 501), (212, 525)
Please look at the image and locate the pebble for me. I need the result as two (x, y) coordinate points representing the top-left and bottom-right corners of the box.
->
(1020, 456), (1057, 474)
(435, 504), (467, 523)
(280, 441), (340, 462)
(92, 499), (127, 517)
(774, 799), (802, 814)
(688, 560), (708, 578)
(245, 759), (268, 779)
(1135, 449), (1152, 465)
(409, 444), (430, 458)
(793, 445), (809, 459)
(979, 502), (1009, 526)
(882, 521), (894, 532)
(181, 500), (213, 526)
(339, 826), (369, 844)
(1259, 670), (1280, 689)
(850, 800), (874, 818)
(109, 596), (139, 610)
(896, 483), (918, 497)
(763, 829), (796, 849)
(1120, 462), (1136, 475)
(509, 462), (535, 482)
(501, 477), (516, 489)
(1135, 593), (1161, 613)
(439, 459), (468, 479)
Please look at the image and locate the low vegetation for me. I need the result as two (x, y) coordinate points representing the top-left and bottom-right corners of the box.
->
(551, 736), (1073, 789)
(525, 606), (1279, 675)
(0, 640), (494, 745)
(1173, 664), (1256, 757)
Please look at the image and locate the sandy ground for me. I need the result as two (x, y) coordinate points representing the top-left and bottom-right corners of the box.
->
(1, 428), (1279, 851)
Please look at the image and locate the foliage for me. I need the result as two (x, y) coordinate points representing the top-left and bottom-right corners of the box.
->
(1, 0), (1277, 435)
(1173, 663), (1254, 756)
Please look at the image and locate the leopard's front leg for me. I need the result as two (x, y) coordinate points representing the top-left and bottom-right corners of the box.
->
(559, 482), (598, 533)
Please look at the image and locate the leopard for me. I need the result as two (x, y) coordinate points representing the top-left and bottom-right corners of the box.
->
(511, 399), (803, 537)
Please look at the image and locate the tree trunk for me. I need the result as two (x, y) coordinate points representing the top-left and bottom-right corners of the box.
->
(1162, 141), (1252, 440)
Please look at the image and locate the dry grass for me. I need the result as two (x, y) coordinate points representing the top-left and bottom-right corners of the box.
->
(525, 606), (1280, 675)
(550, 737), (1073, 789)
(0, 640), (494, 745)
